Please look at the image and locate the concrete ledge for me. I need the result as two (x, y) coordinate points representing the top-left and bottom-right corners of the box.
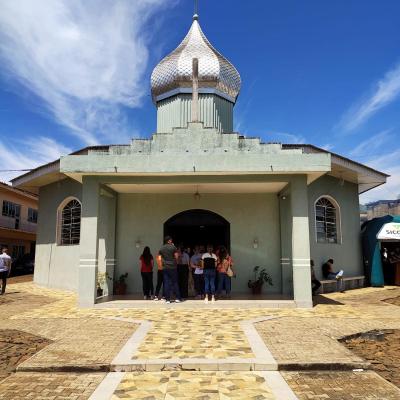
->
(110, 358), (279, 372)
(95, 299), (297, 309)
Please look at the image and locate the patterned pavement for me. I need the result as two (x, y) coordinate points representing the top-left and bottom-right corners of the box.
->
(112, 372), (276, 400)
(0, 372), (105, 400)
(1, 279), (400, 399)
(282, 371), (400, 400)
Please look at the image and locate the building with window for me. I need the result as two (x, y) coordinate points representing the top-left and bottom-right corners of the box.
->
(366, 199), (400, 220)
(0, 182), (37, 260)
(11, 13), (388, 307)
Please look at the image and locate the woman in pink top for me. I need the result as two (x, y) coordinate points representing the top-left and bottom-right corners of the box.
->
(140, 246), (154, 299)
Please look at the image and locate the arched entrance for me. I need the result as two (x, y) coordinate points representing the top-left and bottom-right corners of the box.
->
(164, 209), (230, 250)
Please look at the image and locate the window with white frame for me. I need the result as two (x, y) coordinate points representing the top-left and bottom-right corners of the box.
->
(315, 197), (338, 243)
(59, 199), (81, 245)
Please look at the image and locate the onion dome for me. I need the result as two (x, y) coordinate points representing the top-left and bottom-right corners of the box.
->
(151, 14), (241, 104)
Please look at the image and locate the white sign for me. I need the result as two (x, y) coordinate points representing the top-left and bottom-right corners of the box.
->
(377, 223), (400, 240)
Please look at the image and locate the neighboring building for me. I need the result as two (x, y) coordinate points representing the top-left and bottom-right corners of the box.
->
(12, 13), (388, 307)
(0, 182), (37, 260)
(366, 200), (400, 220)
(360, 204), (368, 224)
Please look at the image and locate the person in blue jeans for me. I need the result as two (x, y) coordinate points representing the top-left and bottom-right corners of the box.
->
(158, 236), (182, 303)
(201, 244), (217, 303)
(322, 258), (345, 292)
(216, 246), (234, 299)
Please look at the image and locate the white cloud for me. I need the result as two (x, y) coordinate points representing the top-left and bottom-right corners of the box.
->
(340, 62), (400, 132)
(0, 137), (72, 183)
(349, 129), (392, 157)
(0, 0), (175, 145)
(359, 148), (400, 203)
(267, 131), (306, 144)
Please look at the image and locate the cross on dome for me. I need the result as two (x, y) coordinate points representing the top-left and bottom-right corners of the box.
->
(150, 11), (241, 105)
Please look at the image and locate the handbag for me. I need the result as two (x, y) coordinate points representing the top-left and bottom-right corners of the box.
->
(226, 259), (234, 277)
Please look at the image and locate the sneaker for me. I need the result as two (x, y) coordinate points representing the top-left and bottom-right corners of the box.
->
(150, 295), (154, 300)
(166, 300), (171, 304)
(175, 299), (181, 303)
(204, 296), (209, 303)
(154, 297), (159, 301)
(143, 296), (147, 300)
(160, 298), (166, 303)
(337, 270), (344, 278)
(211, 296), (216, 303)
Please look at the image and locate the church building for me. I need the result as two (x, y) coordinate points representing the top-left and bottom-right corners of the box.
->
(12, 13), (388, 307)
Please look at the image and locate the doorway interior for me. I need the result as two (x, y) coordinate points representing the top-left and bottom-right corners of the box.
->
(164, 209), (230, 251)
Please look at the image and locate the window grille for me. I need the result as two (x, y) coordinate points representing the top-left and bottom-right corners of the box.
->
(28, 208), (38, 223)
(2, 201), (21, 218)
(315, 197), (338, 243)
(60, 200), (81, 245)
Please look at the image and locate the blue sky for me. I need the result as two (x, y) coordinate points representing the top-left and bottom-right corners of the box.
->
(0, 0), (399, 203)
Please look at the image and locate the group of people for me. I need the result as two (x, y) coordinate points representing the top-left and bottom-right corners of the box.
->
(311, 258), (345, 295)
(0, 247), (12, 295)
(139, 236), (235, 304)
(381, 246), (400, 285)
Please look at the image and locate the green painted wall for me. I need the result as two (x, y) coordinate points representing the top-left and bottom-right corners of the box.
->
(157, 94), (233, 133)
(35, 178), (82, 291)
(308, 175), (362, 279)
(115, 193), (281, 295)
(98, 187), (117, 296)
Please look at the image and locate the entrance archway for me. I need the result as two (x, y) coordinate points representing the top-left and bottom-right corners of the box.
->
(164, 209), (230, 251)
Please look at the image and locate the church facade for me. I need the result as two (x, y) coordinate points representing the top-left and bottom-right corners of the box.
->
(12, 14), (388, 307)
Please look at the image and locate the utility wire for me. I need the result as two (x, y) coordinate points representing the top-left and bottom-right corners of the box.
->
(0, 169), (32, 172)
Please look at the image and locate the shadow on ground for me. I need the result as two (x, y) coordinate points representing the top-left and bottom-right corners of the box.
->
(313, 294), (344, 306)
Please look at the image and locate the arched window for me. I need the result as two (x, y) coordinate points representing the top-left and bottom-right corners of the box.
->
(59, 199), (81, 245)
(315, 197), (339, 243)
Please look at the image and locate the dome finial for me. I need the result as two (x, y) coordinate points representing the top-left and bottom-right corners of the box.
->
(193, 0), (199, 20)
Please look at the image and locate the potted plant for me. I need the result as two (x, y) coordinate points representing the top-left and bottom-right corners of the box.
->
(248, 266), (273, 295)
(112, 273), (128, 295)
(96, 272), (107, 297)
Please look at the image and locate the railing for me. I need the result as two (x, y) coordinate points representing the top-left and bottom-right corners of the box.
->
(0, 216), (37, 233)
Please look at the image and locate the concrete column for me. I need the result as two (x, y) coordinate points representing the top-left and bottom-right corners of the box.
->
(279, 192), (293, 295)
(290, 176), (313, 308)
(78, 177), (100, 307)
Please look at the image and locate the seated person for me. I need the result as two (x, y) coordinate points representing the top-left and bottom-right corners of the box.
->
(322, 259), (345, 292)
(310, 259), (321, 295)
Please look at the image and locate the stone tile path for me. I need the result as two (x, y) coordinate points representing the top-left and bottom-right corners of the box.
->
(0, 372), (105, 400)
(112, 371), (276, 400)
(1, 280), (400, 399)
(282, 371), (400, 399)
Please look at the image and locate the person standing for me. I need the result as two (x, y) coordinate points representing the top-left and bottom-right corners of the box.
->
(191, 246), (204, 299)
(201, 244), (217, 303)
(158, 236), (182, 303)
(154, 254), (164, 301)
(177, 246), (190, 298)
(0, 247), (12, 295)
(140, 246), (154, 300)
(216, 246), (234, 299)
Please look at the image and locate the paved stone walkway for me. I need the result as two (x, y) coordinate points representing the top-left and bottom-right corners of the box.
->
(1, 280), (400, 399)
(0, 372), (105, 400)
(282, 371), (400, 400)
(112, 372), (276, 400)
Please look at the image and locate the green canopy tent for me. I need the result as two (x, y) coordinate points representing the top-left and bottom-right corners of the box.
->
(361, 215), (400, 286)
